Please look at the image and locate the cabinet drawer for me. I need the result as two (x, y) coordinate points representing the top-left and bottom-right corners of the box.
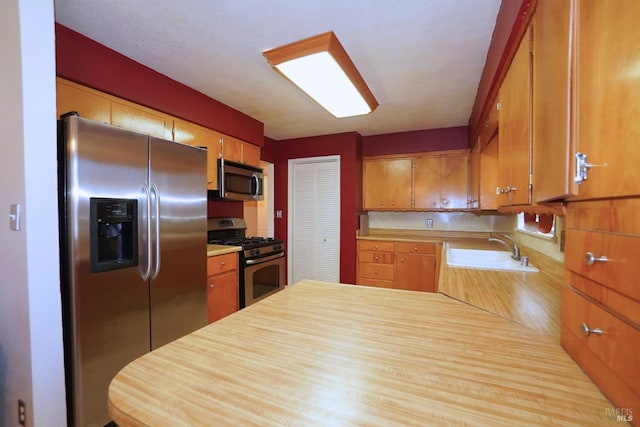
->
(207, 252), (237, 275)
(357, 240), (395, 252)
(396, 242), (436, 255)
(358, 250), (395, 264)
(561, 286), (639, 404)
(357, 262), (394, 281)
(565, 229), (640, 302)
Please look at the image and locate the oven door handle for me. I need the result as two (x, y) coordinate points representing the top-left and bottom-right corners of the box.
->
(245, 252), (285, 265)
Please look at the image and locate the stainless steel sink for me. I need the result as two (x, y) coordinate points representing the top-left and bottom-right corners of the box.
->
(446, 248), (539, 272)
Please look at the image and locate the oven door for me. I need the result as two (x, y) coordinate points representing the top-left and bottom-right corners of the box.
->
(243, 253), (285, 307)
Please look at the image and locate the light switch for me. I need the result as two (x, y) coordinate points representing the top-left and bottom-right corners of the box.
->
(275, 210), (283, 219)
(9, 204), (21, 231)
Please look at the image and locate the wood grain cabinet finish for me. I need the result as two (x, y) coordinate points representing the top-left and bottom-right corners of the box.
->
(395, 243), (436, 293)
(497, 25), (532, 207)
(363, 152), (469, 212)
(56, 78), (111, 123)
(356, 240), (438, 292)
(363, 158), (413, 210)
(173, 119), (222, 190)
(221, 135), (261, 167)
(414, 153), (469, 210)
(110, 100), (173, 140)
(562, 198), (640, 414)
(206, 252), (239, 323)
(532, 0), (640, 202)
(356, 240), (395, 288)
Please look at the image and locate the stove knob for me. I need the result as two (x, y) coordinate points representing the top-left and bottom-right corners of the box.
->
(251, 249), (259, 256)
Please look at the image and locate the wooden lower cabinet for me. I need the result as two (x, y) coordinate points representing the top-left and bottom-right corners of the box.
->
(561, 198), (640, 414)
(356, 240), (395, 288)
(396, 243), (436, 292)
(356, 240), (438, 292)
(207, 252), (239, 323)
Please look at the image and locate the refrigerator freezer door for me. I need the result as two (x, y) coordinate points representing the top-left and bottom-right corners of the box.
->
(148, 137), (208, 349)
(62, 116), (151, 426)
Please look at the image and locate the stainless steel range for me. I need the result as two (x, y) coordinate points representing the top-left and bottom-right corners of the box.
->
(207, 218), (285, 308)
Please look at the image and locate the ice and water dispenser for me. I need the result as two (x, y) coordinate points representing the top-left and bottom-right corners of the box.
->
(90, 198), (138, 272)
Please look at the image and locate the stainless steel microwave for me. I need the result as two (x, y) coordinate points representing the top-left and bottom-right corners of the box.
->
(215, 159), (264, 201)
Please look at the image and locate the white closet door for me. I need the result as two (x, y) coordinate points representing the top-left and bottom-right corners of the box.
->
(289, 156), (340, 285)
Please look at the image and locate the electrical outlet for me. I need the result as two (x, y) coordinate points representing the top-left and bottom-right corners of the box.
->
(18, 399), (25, 426)
(426, 219), (433, 228)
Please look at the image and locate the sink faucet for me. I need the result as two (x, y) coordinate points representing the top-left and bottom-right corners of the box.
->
(488, 233), (521, 261)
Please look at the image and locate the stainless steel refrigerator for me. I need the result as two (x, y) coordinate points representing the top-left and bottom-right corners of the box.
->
(58, 114), (208, 426)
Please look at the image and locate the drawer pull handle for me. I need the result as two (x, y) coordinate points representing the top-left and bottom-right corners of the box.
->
(581, 322), (604, 337)
(584, 252), (608, 266)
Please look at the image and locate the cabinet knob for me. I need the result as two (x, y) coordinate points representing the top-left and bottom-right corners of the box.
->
(374, 255), (379, 261)
(374, 269), (379, 275)
(220, 261), (227, 266)
(209, 283), (215, 288)
(207, 179), (213, 184)
(581, 322), (604, 337)
(413, 247), (418, 252)
(584, 252), (608, 266)
(400, 258), (405, 263)
(442, 199), (449, 206)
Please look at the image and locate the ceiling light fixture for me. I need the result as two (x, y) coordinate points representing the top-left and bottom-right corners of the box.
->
(263, 31), (378, 118)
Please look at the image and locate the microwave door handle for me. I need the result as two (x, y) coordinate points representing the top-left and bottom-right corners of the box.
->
(251, 174), (259, 197)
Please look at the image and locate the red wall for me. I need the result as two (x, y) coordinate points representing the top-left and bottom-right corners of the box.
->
(362, 126), (468, 156)
(55, 24), (264, 146)
(274, 132), (363, 284)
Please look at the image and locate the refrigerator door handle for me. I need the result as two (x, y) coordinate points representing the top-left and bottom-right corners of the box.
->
(142, 182), (153, 281)
(151, 182), (162, 279)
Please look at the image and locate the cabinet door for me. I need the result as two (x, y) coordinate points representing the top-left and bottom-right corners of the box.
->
(441, 154), (469, 209)
(480, 134), (499, 210)
(363, 158), (412, 210)
(572, 0), (640, 200)
(56, 78), (111, 123)
(533, 0), (575, 202)
(498, 26), (532, 206)
(221, 136), (243, 163)
(242, 142), (261, 167)
(468, 139), (481, 209)
(396, 253), (435, 292)
(413, 156), (441, 209)
(173, 119), (221, 190)
(111, 100), (172, 139)
(207, 270), (238, 323)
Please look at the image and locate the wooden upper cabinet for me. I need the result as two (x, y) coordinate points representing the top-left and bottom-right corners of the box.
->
(480, 133), (499, 210)
(56, 78), (111, 123)
(363, 158), (412, 210)
(221, 136), (261, 167)
(111, 100), (172, 139)
(468, 138), (481, 210)
(570, 0), (640, 200)
(498, 25), (532, 206)
(414, 152), (469, 210)
(533, 0), (574, 202)
(173, 119), (222, 190)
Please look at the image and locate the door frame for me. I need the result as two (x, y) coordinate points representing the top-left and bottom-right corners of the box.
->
(287, 155), (341, 285)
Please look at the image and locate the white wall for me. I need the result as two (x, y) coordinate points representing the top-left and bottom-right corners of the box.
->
(0, 1), (67, 426)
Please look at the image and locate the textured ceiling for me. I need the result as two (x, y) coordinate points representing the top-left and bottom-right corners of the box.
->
(54, 0), (501, 141)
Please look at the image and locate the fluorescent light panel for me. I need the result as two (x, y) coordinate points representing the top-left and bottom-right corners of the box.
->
(264, 32), (378, 118)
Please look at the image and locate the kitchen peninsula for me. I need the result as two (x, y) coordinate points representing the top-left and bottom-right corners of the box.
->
(108, 280), (616, 426)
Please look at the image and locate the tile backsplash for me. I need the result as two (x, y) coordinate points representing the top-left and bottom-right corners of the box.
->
(367, 211), (515, 232)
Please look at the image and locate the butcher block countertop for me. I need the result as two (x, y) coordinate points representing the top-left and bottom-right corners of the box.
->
(206, 244), (242, 257)
(108, 280), (616, 426)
